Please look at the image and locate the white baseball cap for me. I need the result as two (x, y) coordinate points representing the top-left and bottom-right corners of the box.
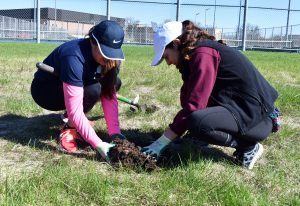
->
(151, 21), (183, 66)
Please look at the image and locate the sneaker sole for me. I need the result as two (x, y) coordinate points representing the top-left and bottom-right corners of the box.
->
(247, 143), (264, 170)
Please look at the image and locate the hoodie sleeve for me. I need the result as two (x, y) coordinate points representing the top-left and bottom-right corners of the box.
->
(169, 47), (221, 136)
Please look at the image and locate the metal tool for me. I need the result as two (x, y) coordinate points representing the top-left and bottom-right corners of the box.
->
(116, 94), (140, 111)
(36, 62), (158, 113)
(36, 62), (56, 74)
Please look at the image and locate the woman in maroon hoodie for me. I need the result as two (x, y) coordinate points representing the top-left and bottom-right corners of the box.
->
(142, 20), (280, 170)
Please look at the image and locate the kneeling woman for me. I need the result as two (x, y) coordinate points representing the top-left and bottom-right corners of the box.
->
(31, 20), (125, 160)
(142, 20), (280, 169)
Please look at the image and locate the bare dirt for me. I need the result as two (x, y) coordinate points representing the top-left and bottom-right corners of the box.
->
(138, 104), (159, 113)
(108, 138), (158, 172)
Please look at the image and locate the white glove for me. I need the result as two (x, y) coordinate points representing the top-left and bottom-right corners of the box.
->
(141, 134), (171, 159)
(96, 142), (115, 161)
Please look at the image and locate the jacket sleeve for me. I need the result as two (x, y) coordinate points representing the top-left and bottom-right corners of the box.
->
(63, 83), (102, 148)
(100, 90), (121, 136)
(169, 47), (221, 136)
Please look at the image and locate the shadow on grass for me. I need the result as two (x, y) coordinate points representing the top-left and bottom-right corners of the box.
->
(157, 137), (236, 169)
(0, 113), (160, 159)
(0, 113), (235, 169)
(113, 130), (236, 169)
(0, 113), (62, 150)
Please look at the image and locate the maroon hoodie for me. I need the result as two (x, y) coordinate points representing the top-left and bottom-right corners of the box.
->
(169, 47), (221, 136)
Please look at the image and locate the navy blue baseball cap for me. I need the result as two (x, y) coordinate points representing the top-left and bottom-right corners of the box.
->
(92, 20), (125, 61)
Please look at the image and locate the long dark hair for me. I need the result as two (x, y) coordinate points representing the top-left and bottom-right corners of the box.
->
(88, 26), (118, 99)
(166, 20), (216, 70)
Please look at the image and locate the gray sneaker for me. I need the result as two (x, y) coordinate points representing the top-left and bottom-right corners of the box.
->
(234, 143), (264, 170)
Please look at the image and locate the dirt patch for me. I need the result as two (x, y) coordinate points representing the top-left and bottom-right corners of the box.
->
(282, 116), (300, 129)
(132, 86), (155, 95)
(137, 104), (159, 113)
(108, 139), (158, 172)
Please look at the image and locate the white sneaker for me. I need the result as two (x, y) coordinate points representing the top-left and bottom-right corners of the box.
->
(234, 143), (264, 170)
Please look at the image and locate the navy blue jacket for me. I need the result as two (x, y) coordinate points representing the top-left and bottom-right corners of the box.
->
(196, 40), (278, 134)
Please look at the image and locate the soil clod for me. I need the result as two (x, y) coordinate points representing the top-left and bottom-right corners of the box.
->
(109, 139), (158, 171)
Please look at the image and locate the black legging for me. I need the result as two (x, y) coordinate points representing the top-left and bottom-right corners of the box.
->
(187, 106), (273, 150)
(31, 77), (122, 113)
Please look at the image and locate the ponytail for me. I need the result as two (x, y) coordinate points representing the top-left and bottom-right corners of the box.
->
(179, 20), (216, 61)
(165, 20), (216, 69)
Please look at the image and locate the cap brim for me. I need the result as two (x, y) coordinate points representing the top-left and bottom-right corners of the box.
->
(92, 33), (125, 61)
(99, 43), (125, 61)
(151, 45), (165, 66)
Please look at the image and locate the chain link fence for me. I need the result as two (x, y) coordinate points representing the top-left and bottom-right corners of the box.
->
(0, 0), (299, 51)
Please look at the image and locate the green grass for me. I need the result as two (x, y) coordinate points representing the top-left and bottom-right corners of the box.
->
(0, 42), (299, 205)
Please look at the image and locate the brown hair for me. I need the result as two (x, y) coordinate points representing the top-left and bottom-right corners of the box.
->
(87, 26), (118, 99)
(166, 20), (216, 69)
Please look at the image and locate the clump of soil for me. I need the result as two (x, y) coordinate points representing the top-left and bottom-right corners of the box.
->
(109, 138), (158, 172)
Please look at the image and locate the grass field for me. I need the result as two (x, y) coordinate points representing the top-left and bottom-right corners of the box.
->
(0, 42), (299, 205)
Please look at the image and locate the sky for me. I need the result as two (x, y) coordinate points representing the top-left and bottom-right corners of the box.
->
(1, 0), (300, 33)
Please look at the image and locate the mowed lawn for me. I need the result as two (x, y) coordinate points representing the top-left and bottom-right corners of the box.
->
(0, 42), (299, 205)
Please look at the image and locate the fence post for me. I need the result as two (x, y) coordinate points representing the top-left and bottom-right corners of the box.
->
(33, 0), (36, 40)
(176, 0), (180, 21)
(106, 0), (111, 20)
(290, 25), (293, 48)
(36, 0), (40, 43)
(271, 27), (274, 48)
(285, 0), (291, 47)
(237, 0), (242, 43)
(241, 0), (248, 51)
(213, 0), (216, 35)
